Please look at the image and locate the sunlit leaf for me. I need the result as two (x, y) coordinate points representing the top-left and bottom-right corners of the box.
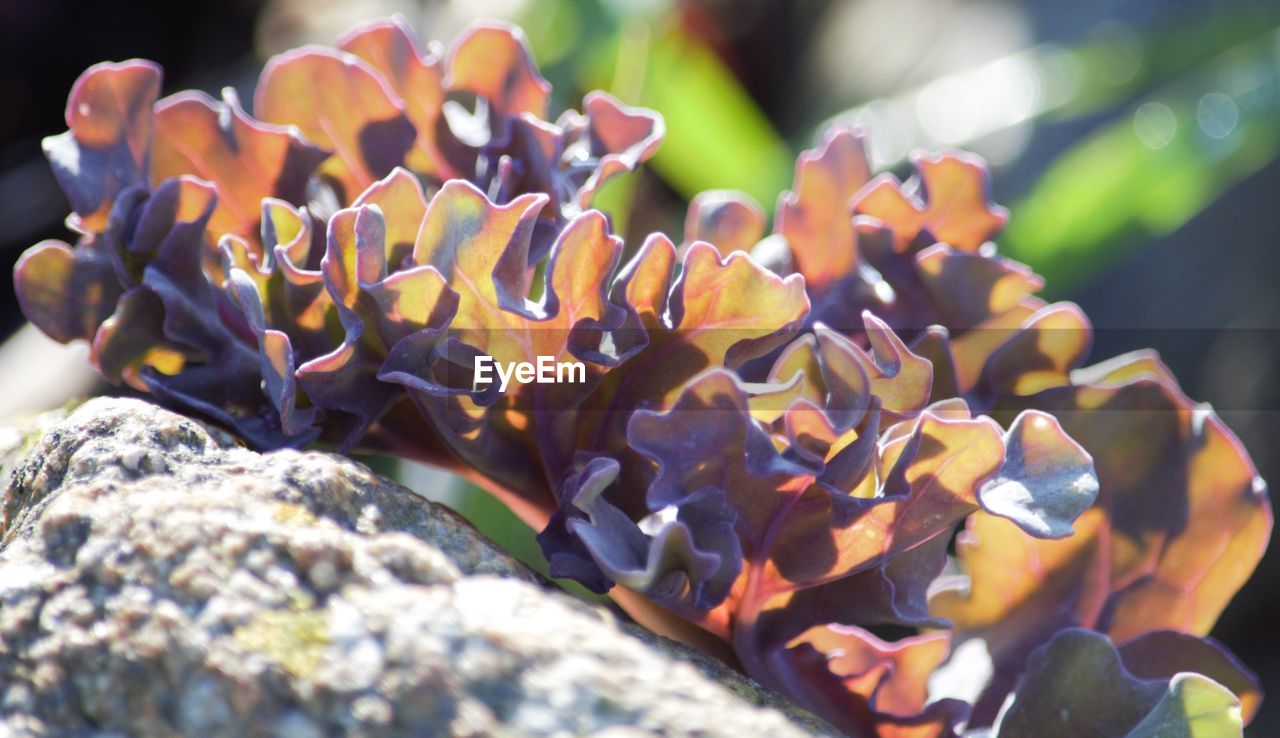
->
(684, 190), (766, 257)
(255, 46), (416, 203)
(776, 126), (872, 294)
(43, 60), (160, 231)
(13, 238), (121, 344)
(153, 88), (327, 253)
(855, 150), (1009, 253)
(446, 20), (550, 120)
(338, 16), (455, 180)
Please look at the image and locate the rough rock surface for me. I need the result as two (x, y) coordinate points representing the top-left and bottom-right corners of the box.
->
(0, 398), (831, 737)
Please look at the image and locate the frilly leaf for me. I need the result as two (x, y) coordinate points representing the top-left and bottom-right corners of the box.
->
(379, 179), (627, 511)
(337, 16), (454, 180)
(1125, 675), (1244, 738)
(255, 46), (416, 203)
(43, 60), (160, 232)
(294, 201), (456, 446)
(152, 88), (328, 254)
(973, 302), (1092, 400)
(846, 312), (933, 419)
(537, 457), (626, 594)
(1038, 354), (1271, 642)
(684, 190), (766, 257)
(332, 18), (661, 239)
(90, 287), (185, 389)
(352, 166), (428, 270)
(595, 345), (1091, 641)
(777, 624), (969, 737)
(579, 238), (809, 496)
(993, 629), (1244, 738)
(13, 238), (122, 344)
(570, 92), (664, 210)
(913, 244), (1043, 330)
(226, 269), (315, 438)
(445, 20), (550, 120)
(795, 626), (951, 718)
(932, 355), (1270, 727)
(775, 126), (872, 294)
(539, 456), (740, 608)
(977, 410), (1098, 539)
(854, 150), (1009, 252)
(669, 242), (810, 369)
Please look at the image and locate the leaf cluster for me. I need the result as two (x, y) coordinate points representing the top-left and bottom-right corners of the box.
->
(14, 18), (1271, 737)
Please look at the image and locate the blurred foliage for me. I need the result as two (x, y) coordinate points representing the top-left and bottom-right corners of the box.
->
(609, 27), (792, 206)
(520, 0), (794, 212)
(1006, 23), (1280, 292)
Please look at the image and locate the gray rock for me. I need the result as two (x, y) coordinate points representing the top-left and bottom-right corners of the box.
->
(0, 398), (831, 737)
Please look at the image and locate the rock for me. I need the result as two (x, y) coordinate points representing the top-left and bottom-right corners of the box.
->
(0, 398), (832, 737)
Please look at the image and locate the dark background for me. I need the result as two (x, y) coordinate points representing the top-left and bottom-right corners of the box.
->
(2, 0), (1276, 732)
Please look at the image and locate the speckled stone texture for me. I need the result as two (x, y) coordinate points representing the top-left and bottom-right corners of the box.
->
(0, 398), (830, 737)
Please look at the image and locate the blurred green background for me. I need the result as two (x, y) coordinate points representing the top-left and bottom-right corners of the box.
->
(2, 0), (1278, 732)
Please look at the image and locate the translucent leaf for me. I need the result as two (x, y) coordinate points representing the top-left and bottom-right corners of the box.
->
(255, 46), (416, 203)
(855, 150), (1009, 252)
(776, 126), (872, 294)
(152, 89), (327, 253)
(43, 60), (160, 231)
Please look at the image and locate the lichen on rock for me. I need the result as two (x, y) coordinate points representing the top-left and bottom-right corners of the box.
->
(0, 398), (832, 737)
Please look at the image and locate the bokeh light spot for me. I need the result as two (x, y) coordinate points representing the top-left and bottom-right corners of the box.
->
(1133, 102), (1177, 149)
(1197, 92), (1239, 140)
